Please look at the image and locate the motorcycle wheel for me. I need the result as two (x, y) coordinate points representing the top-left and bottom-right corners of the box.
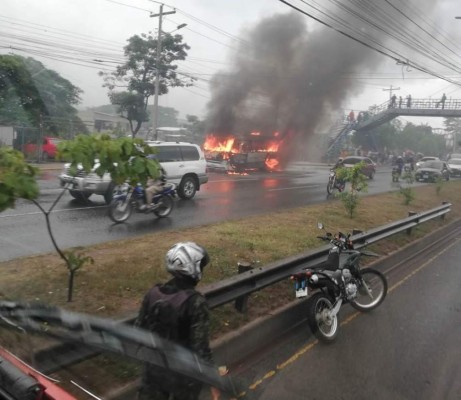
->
(108, 198), (132, 223)
(350, 268), (387, 311)
(153, 195), (174, 218)
(327, 179), (335, 195)
(307, 292), (339, 343)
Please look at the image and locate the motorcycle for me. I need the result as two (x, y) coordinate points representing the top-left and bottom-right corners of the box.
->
(291, 223), (388, 342)
(326, 170), (345, 195)
(108, 183), (176, 223)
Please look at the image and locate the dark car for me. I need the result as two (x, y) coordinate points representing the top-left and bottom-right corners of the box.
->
(342, 156), (376, 179)
(414, 160), (450, 182)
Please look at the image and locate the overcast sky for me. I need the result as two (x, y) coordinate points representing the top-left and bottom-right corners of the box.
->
(2, 0), (461, 129)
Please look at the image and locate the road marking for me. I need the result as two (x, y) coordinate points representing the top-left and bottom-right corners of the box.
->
(388, 236), (460, 293)
(239, 237), (461, 396)
(268, 184), (320, 191)
(0, 206), (105, 218)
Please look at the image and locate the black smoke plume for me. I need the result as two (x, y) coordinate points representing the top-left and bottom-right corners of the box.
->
(204, 5), (436, 162)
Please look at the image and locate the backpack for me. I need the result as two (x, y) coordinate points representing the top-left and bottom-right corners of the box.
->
(140, 285), (195, 342)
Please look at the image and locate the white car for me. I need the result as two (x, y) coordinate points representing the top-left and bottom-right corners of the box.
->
(415, 156), (439, 169)
(59, 141), (208, 203)
(447, 158), (461, 177)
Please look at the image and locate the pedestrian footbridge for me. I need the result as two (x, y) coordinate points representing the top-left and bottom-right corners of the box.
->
(326, 97), (461, 159)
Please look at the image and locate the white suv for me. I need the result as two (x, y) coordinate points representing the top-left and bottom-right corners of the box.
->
(59, 141), (208, 203)
(146, 141), (208, 200)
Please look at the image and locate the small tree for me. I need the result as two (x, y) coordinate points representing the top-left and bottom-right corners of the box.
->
(434, 176), (444, 196)
(335, 162), (368, 218)
(100, 32), (192, 137)
(398, 170), (415, 205)
(0, 135), (162, 301)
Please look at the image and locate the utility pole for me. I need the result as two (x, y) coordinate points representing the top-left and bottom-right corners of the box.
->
(150, 4), (176, 140)
(382, 85), (400, 100)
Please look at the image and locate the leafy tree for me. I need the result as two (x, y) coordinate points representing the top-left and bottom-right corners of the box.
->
(57, 134), (162, 187)
(443, 117), (461, 152)
(101, 32), (192, 137)
(0, 55), (86, 134)
(335, 162), (368, 218)
(0, 147), (39, 211)
(0, 135), (162, 301)
(185, 114), (206, 140)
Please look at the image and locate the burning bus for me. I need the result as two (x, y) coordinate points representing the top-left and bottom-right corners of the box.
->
(204, 131), (284, 173)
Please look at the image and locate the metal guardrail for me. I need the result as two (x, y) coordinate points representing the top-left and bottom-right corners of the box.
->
(204, 202), (451, 307)
(34, 202), (451, 373)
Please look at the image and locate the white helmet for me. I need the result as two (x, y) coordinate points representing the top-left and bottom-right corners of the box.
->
(165, 242), (210, 282)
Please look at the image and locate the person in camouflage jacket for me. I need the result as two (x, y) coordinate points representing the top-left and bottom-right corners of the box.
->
(136, 242), (219, 400)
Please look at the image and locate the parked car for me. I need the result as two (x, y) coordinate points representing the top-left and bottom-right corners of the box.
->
(341, 156), (376, 179)
(23, 136), (62, 161)
(415, 156), (439, 169)
(414, 160), (450, 182)
(447, 158), (461, 177)
(447, 153), (461, 161)
(58, 142), (208, 203)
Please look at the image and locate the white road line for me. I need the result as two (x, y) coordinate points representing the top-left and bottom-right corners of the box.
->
(268, 184), (320, 191)
(0, 205), (105, 218)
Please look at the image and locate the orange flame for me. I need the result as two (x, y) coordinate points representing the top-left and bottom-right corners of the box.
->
(204, 135), (235, 152)
(204, 132), (284, 173)
(265, 157), (279, 170)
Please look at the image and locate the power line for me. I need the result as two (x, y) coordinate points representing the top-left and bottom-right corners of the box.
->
(278, 0), (461, 88)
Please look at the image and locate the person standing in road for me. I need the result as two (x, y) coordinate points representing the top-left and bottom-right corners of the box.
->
(398, 96), (403, 108)
(135, 242), (221, 400)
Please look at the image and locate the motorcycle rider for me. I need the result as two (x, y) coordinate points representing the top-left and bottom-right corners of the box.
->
(139, 166), (167, 211)
(135, 242), (221, 400)
(332, 157), (346, 190)
(395, 156), (404, 175)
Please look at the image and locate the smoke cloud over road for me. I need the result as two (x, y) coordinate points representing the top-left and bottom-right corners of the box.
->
(204, 2), (437, 162)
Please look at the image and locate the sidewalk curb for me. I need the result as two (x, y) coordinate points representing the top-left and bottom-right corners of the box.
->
(106, 217), (460, 399)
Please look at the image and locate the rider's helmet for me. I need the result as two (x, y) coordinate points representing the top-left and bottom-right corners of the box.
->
(166, 242), (210, 283)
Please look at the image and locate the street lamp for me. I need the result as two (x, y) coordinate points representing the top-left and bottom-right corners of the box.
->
(165, 23), (187, 34)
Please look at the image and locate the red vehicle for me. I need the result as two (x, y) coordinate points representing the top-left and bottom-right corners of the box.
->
(22, 136), (62, 161)
(0, 347), (77, 400)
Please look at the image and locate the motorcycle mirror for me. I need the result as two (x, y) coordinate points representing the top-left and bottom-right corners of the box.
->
(317, 222), (324, 230)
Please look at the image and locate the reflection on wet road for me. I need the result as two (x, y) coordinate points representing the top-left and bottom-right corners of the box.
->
(1, 165), (394, 261)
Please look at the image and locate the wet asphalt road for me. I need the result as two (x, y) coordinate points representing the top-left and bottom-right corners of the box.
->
(0, 164), (413, 262)
(232, 231), (461, 400)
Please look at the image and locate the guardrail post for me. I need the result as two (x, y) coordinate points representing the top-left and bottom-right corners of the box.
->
(235, 262), (253, 313)
(441, 202), (448, 220)
(407, 211), (417, 235)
